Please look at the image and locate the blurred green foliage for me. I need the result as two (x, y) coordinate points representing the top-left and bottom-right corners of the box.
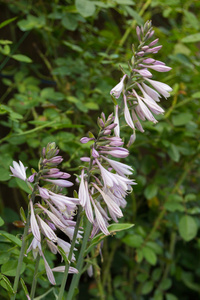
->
(0, 0), (199, 299)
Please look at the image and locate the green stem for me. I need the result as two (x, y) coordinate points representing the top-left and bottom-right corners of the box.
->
(11, 213), (30, 300)
(57, 206), (83, 300)
(67, 220), (92, 300)
(30, 253), (41, 300)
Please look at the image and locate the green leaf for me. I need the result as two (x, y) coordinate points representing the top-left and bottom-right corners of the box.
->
(172, 113), (193, 126)
(192, 92), (200, 99)
(61, 14), (78, 31)
(122, 234), (143, 248)
(183, 10), (199, 30)
(181, 33), (200, 43)
(159, 278), (172, 291)
(178, 215), (198, 242)
(144, 184), (158, 200)
(0, 231), (22, 247)
(166, 293), (178, 300)
(168, 144), (180, 162)
(16, 178), (32, 194)
(0, 274), (14, 294)
(75, 0), (96, 18)
(0, 167), (10, 181)
(84, 102), (99, 110)
(63, 41), (83, 52)
(57, 246), (69, 264)
(0, 253), (10, 264)
(0, 40), (12, 45)
(20, 278), (30, 298)
(0, 17), (17, 29)
(142, 246), (157, 265)
(1, 260), (25, 276)
(125, 7), (144, 26)
(164, 201), (185, 212)
(0, 217), (4, 227)
(85, 223), (134, 255)
(12, 54), (32, 63)
(141, 280), (154, 295)
(17, 15), (45, 31)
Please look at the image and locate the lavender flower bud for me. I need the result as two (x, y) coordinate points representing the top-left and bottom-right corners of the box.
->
(80, 137), (94, 144)
(92, 148), (99, 158)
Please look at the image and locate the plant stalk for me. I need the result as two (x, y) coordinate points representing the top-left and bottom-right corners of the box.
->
(30, 253), (41, 299)
(57, 206), (83, 300)
(67, 220), (92, 300)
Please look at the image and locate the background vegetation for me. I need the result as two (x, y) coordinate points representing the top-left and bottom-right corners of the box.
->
(0, 0), (199, 299)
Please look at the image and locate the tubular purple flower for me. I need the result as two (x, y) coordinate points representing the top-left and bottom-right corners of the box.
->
(93, 184), (123, 218)
(84, 181), (94, 224)
(91, 197), (110, 236)
(114, 104), (120, 137)
(80, 157), (90, 162)
(133, 90), (158, 123)
(80, 137), (94, 144)
(141, 82), (161, 102)
(148, 38), (159, 47)
(38, 186), (50, 200)
(10, 161), (27, 181)
(92, 148), (99, 158)
(78, 170), (87, 206)
(43, 179), (73, 187)
(40, 250), (56, 285)
(30, 201), (41, 242)
(137, 83), (165, 115)
(99, 147), (129, 158)
(139, 64), (171, 72)
(46, 156), (63, 164)
(146, 45), (162, 53)
(124, 95), (135, 130)
(110, 74), (127, 99)
(37, 215), (57, 242)
(134, 69), (152, 77)
(144, 78), (172, 98)
(102, 156), (133, 176)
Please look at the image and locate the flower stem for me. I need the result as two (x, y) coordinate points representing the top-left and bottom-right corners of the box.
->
(30, 253), (40, 299)
(57, 206), (83, 300)
(11, 213), (30, 300)
(67, 220), (92, 300)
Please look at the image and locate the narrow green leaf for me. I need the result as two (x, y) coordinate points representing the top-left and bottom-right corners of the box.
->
(20, 278), (30, 297)
(0, 230), (22, 247)
(85, 223), (134, 255)
(12, 54), (32, 63)
(0, 17), (17, 29)
(0, 274), (14, 293)
(0, 217), (4, 226)
(142, 280), (154, 295)
(181, 33), (200, 43)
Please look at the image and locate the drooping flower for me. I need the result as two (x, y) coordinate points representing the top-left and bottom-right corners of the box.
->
(110, 74), (127, 99)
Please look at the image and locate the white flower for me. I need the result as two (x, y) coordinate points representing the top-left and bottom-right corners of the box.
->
(110, 74), (127, 99)
(10, 161), (27, 181)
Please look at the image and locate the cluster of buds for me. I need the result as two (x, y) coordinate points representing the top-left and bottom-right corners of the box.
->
(79, 113), (136, 236)
(110, 20), (172, 143)
(10, 143), (80, 284)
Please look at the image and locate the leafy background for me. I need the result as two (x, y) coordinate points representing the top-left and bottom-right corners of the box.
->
(0, 0), (200, 299)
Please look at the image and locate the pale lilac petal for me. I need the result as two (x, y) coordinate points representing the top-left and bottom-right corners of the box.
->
(84, 181), (94, 223)
(44, 179), (73, 187)
(52, 266), (78, 274)
(78, 170), (87, 206)
(124, 95), (135, 130)
(110, 74), (127, 99)
(37, 215), (57, 242)
(40, 251), (56, 285)
(30, 201), (41, 242)
(91, 198), (110, 235)
(145, 78), (172, 98)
